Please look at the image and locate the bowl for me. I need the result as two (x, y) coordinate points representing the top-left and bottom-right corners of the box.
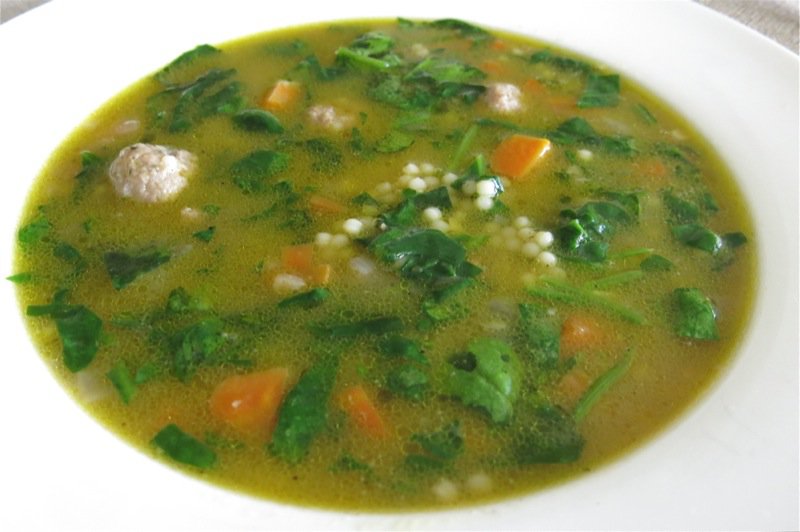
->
(0, 0), (797, 529)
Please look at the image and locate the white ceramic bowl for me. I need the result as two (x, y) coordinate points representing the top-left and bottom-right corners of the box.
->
(0, 1), (797, 529)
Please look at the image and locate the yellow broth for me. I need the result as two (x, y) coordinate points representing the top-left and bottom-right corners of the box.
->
(12, 19), (755, 510)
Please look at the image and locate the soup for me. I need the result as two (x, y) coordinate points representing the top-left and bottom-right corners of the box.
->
(11, 18), (755, 510)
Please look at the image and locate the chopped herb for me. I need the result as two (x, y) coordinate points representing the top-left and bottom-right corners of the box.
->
(152, 424), (217, 469)
(634, 103), (657, 124)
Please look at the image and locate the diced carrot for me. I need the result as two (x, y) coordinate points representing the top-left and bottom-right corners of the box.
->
(634, 157), (669, 186)
(490, 39), (508, 51)
(555, 368), (590, 406)
(209, 368), (290, 435)
(523, 78), (546, 95)
(490, 134), (552, 180)
(481, 60), (505, 75)
(281, 244), (315, 277)
(312, 263), (332, 286)
(261, 80), (301, 112)
(560, 313), (605, 358)
(308, 194), (346, 215)
(337, 385), (387, 439)
(547, 95), (576, 115)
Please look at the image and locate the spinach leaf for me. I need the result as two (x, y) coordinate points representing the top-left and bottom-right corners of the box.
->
(513, 403), (584, 464)
(17, 208), (51, 246)
(375, 130), (415, 153)
(148, 68), (243, 132)
(270, 355), (339, 463)
(336, 32), (402, 71)
(152, 424), (217, 469)
(379, 187), (452, 228)
(386, 364), (429, 401)
(27, 299), (103, 372)
(671, 223), (723, 254)
(103, 249), (171, 290)
(378, 335), (427, 364)
(405, 421), (463, 472)
(330, 453), (374, 475)
(518, 303), (560, 369)
(166, 287), (210, 314)
(292, 54), (345, 81)
(574, 350), (634, 421)
(278, 287), (331, 309)
(369, 228), (480, 285)
(304, 138), (343, 173)
(640, 254), (674, 272)
(528, 278), (647, 325)
(662, 190), (701, 224)
(72, 151), (105, 200)
(154, 44), (221, 85)
(232, 108), (284, 133)
(673, 288), (719, 340)
(445, 338), (519, 423)
(556, 199), (634, 263)
(405, 56), (485, 85)
(577, 73), (620, 108)
(192, 226), (216, 243)
(169, 318), (227, 382)
(549, 117), (635, 156)
(106, 361), (137, 404)
(6, 272), (33, 284)
(312, 316), (403, 339)
(428, 19), (492, 41)
(529, 49), (593, 74)
(230, 150), (290, 193)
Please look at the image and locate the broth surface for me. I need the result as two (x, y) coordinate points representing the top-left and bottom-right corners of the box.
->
(12, 19), (755, 510)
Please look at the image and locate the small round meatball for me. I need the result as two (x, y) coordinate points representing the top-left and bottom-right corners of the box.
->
(108, 143), (195, 203)
(484, 82), (522, 114)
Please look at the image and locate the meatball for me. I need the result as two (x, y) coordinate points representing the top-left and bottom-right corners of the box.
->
(484, 82), (522, 114)
(307, 104), (353, 132)
(108, 143), (195, 203)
